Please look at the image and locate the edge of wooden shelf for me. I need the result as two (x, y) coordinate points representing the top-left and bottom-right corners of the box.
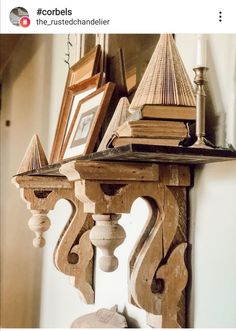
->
(13, 144), (236, 177)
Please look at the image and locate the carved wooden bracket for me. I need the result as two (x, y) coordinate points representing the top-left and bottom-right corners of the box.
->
(60, 160), (191, 328)
(12, 175), (94, 304)
(12, 139), (236, 329)
(13, 160), (191, 327)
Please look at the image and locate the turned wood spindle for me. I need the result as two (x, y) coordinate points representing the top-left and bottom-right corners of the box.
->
(28, 210), (51, 248)
(90, 214), (126, 272)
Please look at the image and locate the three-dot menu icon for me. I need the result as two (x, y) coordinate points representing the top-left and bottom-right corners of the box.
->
(219, 11), (222, 22)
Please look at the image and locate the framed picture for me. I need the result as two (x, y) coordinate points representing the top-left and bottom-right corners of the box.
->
(61, 82), (115, 160)
(50, 45), (101, 163)
(109, 48), (128, 97)
(65, 74), (103, 136)
(64, 73), (103, 143)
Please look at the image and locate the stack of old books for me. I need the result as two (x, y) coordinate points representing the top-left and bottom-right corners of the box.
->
(110, 104), (195, 147)
(107, 34), (196, 149)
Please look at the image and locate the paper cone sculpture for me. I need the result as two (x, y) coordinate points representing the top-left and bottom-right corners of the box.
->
(98, 97), (130, 151)
(17, 134), (48, 174)
(129, 34), (196, 112)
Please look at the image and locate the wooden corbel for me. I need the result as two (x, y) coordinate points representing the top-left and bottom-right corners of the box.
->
(60, 160), (191, 328)
(12, 143), (236, 327)
(12, 175), (94, 304)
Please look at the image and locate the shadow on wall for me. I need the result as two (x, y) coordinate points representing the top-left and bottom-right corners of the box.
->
(1, 34), (54, 328)
(205, 46), (225, 147)
(232, 44), (236, 147)
(4, 35), (51, 85)
(206, 37), (236, 148)
(122, 306), (139, 328)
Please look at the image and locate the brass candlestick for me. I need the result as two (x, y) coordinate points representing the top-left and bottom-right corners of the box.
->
(191, 66), (214, 148)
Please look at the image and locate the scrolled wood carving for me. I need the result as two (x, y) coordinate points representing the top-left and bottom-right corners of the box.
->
(13, 162), (190, 324)
(74, 179), (189, 327)
(155, 243), (188, 328)
(53, 197), (94, 304)
(129, 185), (188, 328)
(12, 176), (94, 304)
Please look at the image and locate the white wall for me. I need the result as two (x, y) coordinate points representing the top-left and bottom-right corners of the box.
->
(0, 35), (51, 327)
(176, 34), (236, 327)
(190, 161), (236, 327)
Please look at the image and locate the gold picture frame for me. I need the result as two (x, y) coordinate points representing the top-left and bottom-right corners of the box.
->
(50, 45), (101, 163)
(61, 82), (115, 160)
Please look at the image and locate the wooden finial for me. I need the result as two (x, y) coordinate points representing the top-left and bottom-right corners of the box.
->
(129, 34), (196, 112)
(28, 210), (51, 248)
(98, 97), (130, 151)
(17, 134), (48, 174)
(90, 214), (126, 272)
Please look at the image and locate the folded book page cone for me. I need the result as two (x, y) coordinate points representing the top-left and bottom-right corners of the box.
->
(129, 34), (196, 112)
(98, 97), (130, 151)
(17, 134), (48, 174)
(71, 305), (128, 328)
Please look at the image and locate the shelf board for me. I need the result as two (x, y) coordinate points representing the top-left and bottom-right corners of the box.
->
(15, 144), (236, 177)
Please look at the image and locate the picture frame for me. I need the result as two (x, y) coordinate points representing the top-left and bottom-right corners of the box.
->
(61, 82), (115, 160)
(109, 48), (127, 97)
(50, 45), (101, 163)
(66, 73), (104, 135)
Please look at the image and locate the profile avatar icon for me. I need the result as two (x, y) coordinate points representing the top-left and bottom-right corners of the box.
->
(9, 7), (30, 27)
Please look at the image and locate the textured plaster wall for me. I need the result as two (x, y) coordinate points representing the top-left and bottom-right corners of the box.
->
(0, 35), (51, 327)
(176, 34), (236, 328)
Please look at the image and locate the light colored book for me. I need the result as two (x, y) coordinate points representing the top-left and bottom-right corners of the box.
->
(116, 119), (188, 139)
(111, 137), (182, 148)
(129, 105), (196, 121)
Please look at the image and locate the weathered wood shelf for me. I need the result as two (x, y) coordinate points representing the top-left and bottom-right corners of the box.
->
(15, 144), (236, 177)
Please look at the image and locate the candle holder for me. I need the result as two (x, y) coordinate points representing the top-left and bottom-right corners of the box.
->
(191, 66), (214, 148)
